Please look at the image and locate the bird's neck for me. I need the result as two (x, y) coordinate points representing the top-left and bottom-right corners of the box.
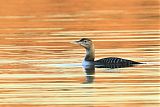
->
(84, 45), (95, 61)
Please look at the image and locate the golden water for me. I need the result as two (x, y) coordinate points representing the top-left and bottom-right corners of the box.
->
(0, 0), (159, 107)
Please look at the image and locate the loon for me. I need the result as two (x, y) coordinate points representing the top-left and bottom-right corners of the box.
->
(73, 38), (143, 68)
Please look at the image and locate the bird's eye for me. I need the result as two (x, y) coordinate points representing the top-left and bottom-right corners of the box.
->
(84, 40), (87, 43)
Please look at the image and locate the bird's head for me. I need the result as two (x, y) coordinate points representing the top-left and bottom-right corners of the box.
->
(73, 38), (93, 49)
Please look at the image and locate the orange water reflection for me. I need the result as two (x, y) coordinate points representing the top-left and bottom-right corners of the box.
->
(0, 0), (159, 107)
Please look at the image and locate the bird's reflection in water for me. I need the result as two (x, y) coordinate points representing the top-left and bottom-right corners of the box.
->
(82, 64), (95, 84)
(82, 63), (138, 84)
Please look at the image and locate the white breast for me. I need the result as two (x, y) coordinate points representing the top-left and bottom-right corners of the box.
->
(82, 60), (94, 66)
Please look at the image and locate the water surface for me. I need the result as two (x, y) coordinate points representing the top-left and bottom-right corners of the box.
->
(0, 0), (159, 107)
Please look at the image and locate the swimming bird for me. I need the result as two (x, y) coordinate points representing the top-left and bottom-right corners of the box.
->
(73, 38), (143, 68)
